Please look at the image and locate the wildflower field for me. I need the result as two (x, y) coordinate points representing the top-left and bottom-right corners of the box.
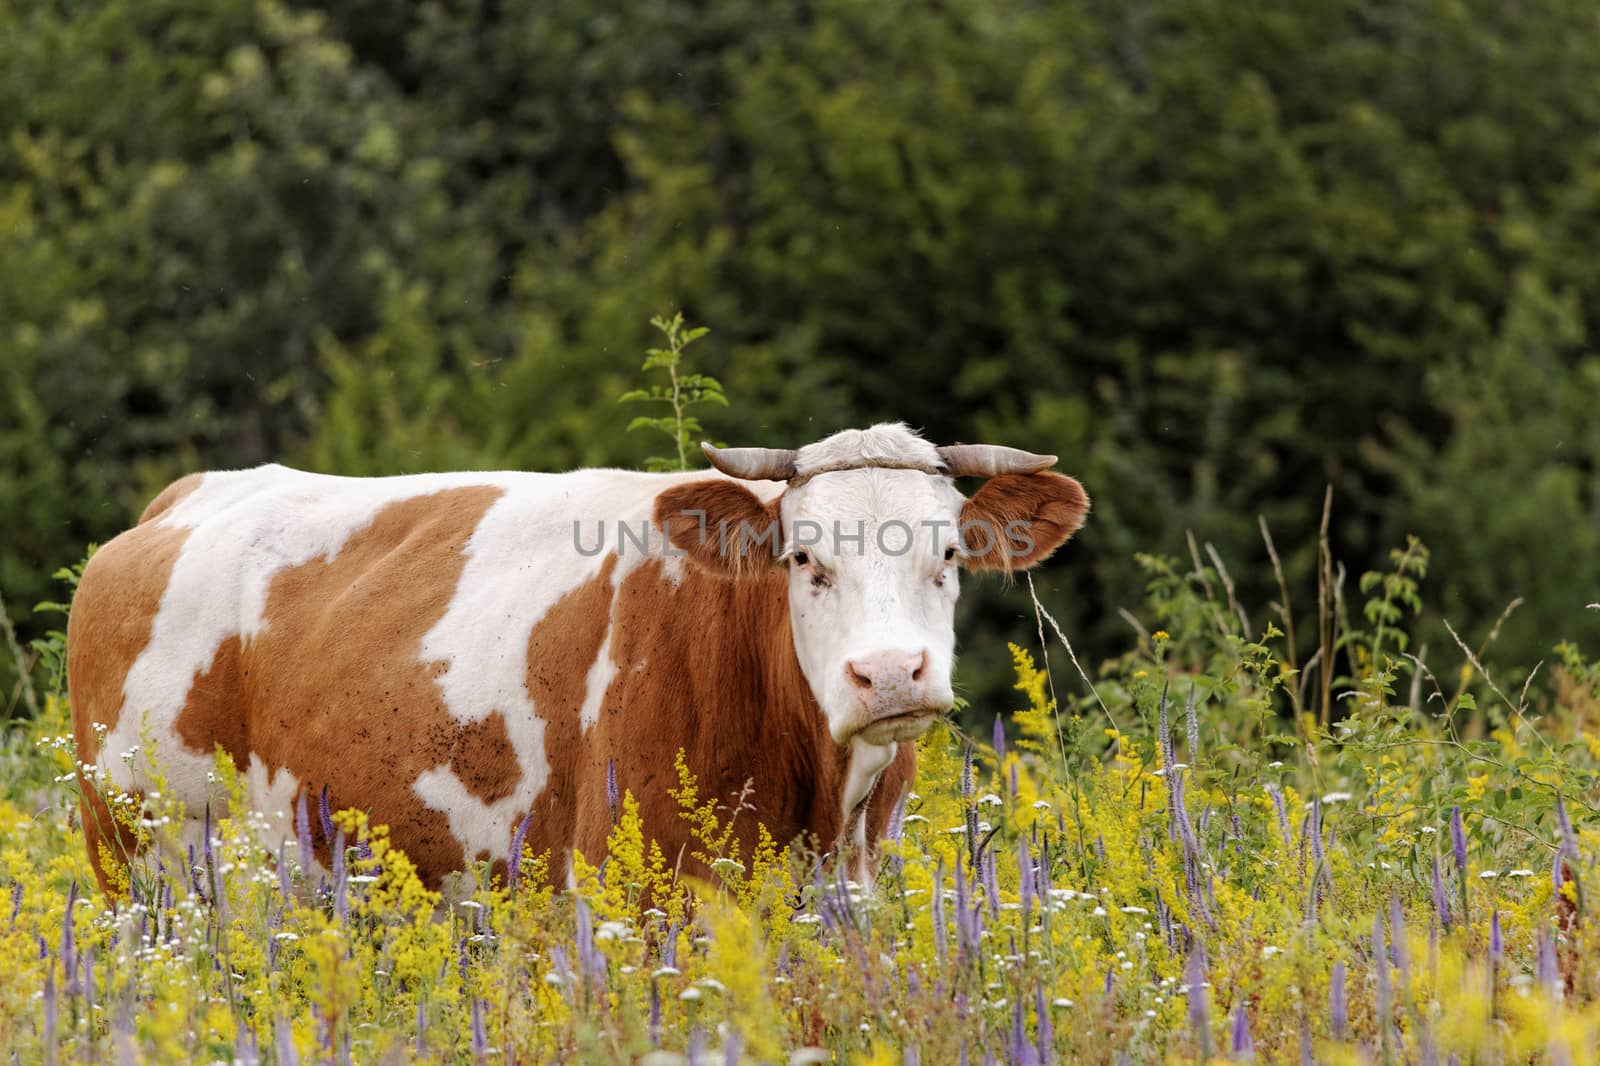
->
(3, 536), (1599, 1064)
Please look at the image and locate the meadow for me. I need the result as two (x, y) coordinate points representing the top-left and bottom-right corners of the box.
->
(3, 525), (1598, 1063)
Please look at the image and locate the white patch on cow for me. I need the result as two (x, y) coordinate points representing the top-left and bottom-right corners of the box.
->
(841, 738), (895, 885)
(841, 737), (896, 821)
(579, 627), (618, 732)
(245, 754), (303, 857)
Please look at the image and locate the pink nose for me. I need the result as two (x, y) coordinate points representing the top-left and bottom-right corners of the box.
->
(846, 649), (931, 712)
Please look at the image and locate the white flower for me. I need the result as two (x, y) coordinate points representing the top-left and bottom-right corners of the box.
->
(1508, 869), (1535, 878)
(978, 793), (1004, 807)
(1480, 870), (1500, 879)
(679, 988), (702, 1002)
(1321, 792), (1353, 803)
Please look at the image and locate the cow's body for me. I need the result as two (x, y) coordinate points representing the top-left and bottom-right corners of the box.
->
(69, 424), (1087, 896)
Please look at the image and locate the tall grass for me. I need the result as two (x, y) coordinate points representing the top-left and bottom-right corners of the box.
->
(2, 526), (1597, 1062)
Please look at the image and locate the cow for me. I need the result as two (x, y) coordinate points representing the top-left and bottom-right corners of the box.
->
(67, 423), (1088, 897)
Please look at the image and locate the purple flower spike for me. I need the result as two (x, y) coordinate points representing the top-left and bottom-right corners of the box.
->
(415, 1000), (428, 1054)
(470, 997), (487, 1062)
(1036, 983), (1054, 1064)
(1489, 909), (1503, 968)
(1009, 761), (1019, 798)
(1450, 806), (1467, 873)
(61, 881), (78, 996)
(235, 1026), (261, 1066)
(961, 742), (974, 799)
(1432, 856), (1452, 930)
(319, 785), (335, 845)
(687, 1027), (707, 1066)
(575, 897), (606, 983)
(1390, 894), (1410, 982)
(1372, 912), (1391, 1029)
(723, 1029), (744, 1066)
(1536, 926), (1559, 996)
(649, 981), (662, 1046)
(1556, 795), (1576, 853)
(42, 963), (57, 1051)
(8, 881), (20, 928)
(1158, 681), (1173, 769)
(1010, 995), (1039, 1066)
(1017, 838), (1035, 913)
(203, 803), (215, 885)
(1329, 961), (1347, 1041)
(888, 787), (909, 846)
(931, 864), (948, 962)
(508, 811), (533, 891)
(1185, 947), (1211, 1059)
(1185, 684), (1200, 761)
(1268, 788), (1290, 850)
(992, 716), (1007, 761)
(1230, 1007), (1255, 1059)
(606, 758), (619, 822)
(332, 829), (348, 920)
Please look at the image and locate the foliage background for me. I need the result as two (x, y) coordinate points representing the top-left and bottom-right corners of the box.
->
(5, 0), (1600, 715)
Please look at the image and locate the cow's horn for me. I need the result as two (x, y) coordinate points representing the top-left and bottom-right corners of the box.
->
(701, 442), (799, 481)
(936, 443), (1057, 477)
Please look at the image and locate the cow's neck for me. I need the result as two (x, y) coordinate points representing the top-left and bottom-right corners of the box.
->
(595, 557), (868, 870)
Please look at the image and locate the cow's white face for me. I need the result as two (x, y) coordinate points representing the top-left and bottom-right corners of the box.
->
(655, 423), (1090, 747)
(781, 469), (965, 744)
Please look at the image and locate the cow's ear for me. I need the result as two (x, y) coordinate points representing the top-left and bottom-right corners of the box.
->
(959, 472), (1089, 573)
(655, 480), (784, 576)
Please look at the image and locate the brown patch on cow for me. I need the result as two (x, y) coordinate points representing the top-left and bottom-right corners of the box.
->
(175, 634), (249, 773)
(575, 556), (851, 880)
(960, 471), (1090, 572)
(452, 713), (522, 806)
(217, 486), (508, 885)
(138, 472), (206, 525)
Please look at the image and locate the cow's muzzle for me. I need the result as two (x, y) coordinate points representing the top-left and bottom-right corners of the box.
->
(845, 649), (949, 744)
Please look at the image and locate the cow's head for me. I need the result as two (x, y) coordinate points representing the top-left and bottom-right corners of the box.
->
(656, 424), (1089, 746)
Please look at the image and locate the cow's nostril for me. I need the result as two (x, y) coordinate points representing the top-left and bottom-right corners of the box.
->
(912, 651), (927, 682)
(847, 662), (874, 690)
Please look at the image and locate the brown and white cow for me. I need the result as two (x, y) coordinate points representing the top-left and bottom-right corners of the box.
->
(68, 423), (1088, 895)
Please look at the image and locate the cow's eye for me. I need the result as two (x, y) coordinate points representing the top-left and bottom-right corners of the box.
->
(943, 545), (957, 562)
(811, 571), (831, 590)
(793, 550), (809, 567)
